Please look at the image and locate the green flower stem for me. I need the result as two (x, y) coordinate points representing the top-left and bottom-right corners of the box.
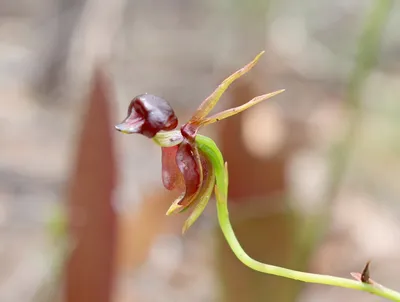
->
(196, 134), (400, 302)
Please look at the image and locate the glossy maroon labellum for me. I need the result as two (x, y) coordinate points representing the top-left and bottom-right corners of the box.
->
(115, 94), (178, 138)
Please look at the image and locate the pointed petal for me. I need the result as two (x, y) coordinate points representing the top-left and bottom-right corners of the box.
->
(161, 146), (184, 190)
(182, 159), (215, 233)
(199, 89), (285, 126)
(166, 193), (185, 215)
(188, 51), (265, 124)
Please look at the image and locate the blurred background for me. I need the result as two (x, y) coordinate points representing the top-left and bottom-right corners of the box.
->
(1, 0), (400, 301)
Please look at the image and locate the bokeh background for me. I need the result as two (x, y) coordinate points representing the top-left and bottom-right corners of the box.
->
(1, 0), (400, 301)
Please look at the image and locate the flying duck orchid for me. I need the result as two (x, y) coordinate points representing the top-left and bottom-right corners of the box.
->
(115, 51), (284, 232)
(114, 51), (400, 302)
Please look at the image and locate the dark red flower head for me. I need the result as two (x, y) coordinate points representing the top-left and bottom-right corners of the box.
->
(115, 94), (178, 138)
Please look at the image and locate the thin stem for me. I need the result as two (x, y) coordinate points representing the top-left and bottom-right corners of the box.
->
(216, 194), (400, 301)
(195, 134), (400, 302)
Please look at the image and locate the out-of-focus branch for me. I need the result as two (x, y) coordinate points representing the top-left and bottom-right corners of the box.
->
(288, 0), (393, 297)
(296, 0), (393, 254)
(32, 0), (86, 101)
(326, 0), (393, 201)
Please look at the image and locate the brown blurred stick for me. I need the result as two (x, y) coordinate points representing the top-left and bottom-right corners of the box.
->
(65, 67), (117, 302)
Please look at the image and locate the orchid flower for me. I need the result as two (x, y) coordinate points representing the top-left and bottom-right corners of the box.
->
(115, 51), (283, 232)
(115, 52), (400, 302)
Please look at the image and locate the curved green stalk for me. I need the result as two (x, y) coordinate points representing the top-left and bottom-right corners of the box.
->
(195, 134), (400, 302)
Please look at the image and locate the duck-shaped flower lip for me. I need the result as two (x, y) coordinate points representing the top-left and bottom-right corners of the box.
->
(115, 94), (178, 138)
(115, 51), (284, 232)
